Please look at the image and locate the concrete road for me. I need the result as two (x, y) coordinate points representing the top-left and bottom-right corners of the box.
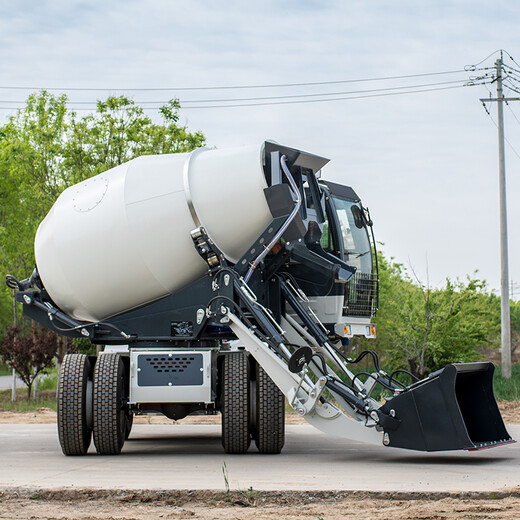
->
(0, 423), (518, 492)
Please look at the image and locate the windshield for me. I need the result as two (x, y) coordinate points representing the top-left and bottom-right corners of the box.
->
(329, 197), (372, 274)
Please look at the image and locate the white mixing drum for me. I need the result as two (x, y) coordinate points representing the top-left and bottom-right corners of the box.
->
(35, 144), (273, 322)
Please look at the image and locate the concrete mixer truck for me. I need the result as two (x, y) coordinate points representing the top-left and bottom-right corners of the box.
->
(6, 141), (512, 456)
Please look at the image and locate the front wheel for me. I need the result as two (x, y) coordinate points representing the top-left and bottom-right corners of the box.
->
(93, 353), (128, 455)
(221, 352), (250, 453)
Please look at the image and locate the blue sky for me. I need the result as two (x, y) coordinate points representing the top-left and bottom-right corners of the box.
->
(1, 1), (520, 296)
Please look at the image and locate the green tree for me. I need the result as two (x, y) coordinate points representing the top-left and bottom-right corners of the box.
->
(373, 255), (499, 378)
(0, 91), (206, 331)
(64, 97), (205, 180)
(0, 92), (67, 282)
(0, 92), (70, 331)
(0, 325), (59, 399)
(511, 299), (520, 358)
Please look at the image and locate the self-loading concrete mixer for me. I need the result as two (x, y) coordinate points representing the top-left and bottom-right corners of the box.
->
(7, 141), (512, 456)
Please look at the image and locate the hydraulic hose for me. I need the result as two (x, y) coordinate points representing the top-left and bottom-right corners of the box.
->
(244, 155), (302, 282)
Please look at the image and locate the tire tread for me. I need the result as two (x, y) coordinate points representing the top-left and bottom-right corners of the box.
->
(255, 363), (285, 454)
(57, 353), (92, 456)
(221, 352), (250, 454)
(93, 353), (125, 455)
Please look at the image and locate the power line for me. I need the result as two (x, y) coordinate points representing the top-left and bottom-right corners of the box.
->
(485, 112), (520, 161)
(0, 78), (473, 106)
(467, 49), (520, 72)
(466, 50), (505, 69)
(502, 49), (520, 72)
(482, 79), (520, 159)
(0, 82), (490, 112)
(502, 67), (520, 88)
(504, 79), (520, 96)
(503, 64), (520, 76)
(0, 69), (467, 92)
(180, 83), (488, 109)
(503, 71), (520, 85)
(506, 101), (520, 128)
(481, 106), (520, 156)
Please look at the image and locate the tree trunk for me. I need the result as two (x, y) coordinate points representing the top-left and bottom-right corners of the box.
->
(408, 357), (429, 380)
(13, 289), (18, 327)
(56, 336), (66, 365)
(34, 374), (39, 402)
(419, 318), (430, 377)
(11, 368), (16, 402)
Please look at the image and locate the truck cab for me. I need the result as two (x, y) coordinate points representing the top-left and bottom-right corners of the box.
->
(318, 180), (378, 339)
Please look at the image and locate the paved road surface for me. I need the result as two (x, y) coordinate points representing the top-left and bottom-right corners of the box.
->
(0, 423), (518, 492)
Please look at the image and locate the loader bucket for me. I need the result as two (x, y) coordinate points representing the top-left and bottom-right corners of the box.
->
(378, 362), (513, 452)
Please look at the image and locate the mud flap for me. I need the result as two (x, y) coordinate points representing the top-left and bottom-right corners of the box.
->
(378, 362), (513, 452)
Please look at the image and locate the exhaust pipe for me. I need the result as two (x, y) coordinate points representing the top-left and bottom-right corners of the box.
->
(378, 362), (513, 451)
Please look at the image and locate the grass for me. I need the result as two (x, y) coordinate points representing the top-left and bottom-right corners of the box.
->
(220, 461), (258, 506)
(38, 368), (58, 391)
(493, 363), (520, 401)
(222, 462), (230, 501)
(0, 389), (57, 411)
(0, 366), (59, 411)
(0, 364), (12, 376)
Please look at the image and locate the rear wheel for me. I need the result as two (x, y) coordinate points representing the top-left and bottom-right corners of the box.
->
(57, 354), (93, 456)
(253, 362), (285, 454)
(221, 352), (250, 453)
(93, 353), (127, 455)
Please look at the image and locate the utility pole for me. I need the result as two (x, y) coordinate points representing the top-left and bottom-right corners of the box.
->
(12, 288), (17, 402)
(11, 368), (16, 402)
(481, 52), (513, 378)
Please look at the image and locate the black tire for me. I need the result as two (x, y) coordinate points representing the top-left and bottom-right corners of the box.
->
(221, 352), (250, 453)
(93, 353), (127, 455)
(254, 363), (285, 454)
(57, 354), (93, 456)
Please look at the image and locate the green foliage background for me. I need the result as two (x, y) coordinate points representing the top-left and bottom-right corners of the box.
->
(370, 254), (518, 377)
(0, 91), (205, 333)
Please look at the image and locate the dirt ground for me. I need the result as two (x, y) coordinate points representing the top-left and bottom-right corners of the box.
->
(1, 400), (519, 425)
(0, 408), (306, 425)
(495, 401), (520, 424)
(1, 489), (520, 520)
